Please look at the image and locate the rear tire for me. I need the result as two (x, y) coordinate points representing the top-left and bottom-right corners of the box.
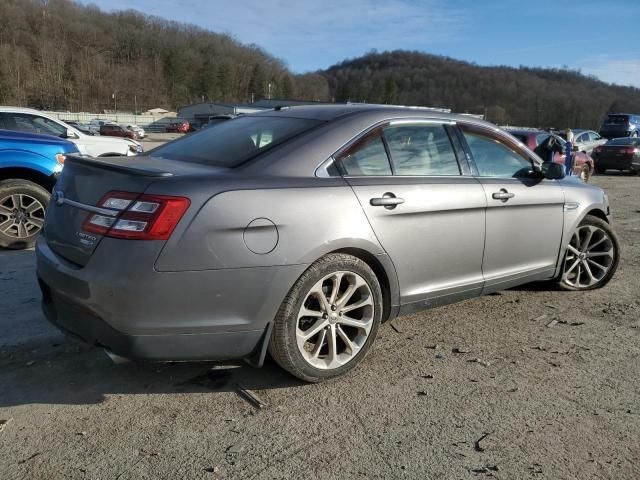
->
(0, 179), (50, 249)
(557, 215), (619, 291)
(269, 253), (383, 382)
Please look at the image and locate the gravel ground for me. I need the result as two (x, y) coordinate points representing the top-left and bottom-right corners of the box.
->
(0, 174), (638, 480)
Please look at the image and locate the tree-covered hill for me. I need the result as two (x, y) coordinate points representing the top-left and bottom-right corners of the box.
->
(323, 50), (640, 129)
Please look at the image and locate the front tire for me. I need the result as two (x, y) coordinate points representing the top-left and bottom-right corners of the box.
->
(269, 253), (383, 382)
(557, 215), (619, 291)
(0, 179), (49, 249)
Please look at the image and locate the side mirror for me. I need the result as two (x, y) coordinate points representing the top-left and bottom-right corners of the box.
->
(541, 162), (565, 180)
(66, 129), (79, 139)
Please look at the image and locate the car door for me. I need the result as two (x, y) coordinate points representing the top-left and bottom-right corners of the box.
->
(457, 123), (564, 292)
(336, 120), (487, 312)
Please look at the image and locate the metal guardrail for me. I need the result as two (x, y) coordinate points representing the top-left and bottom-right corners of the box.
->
(42, 111), (176, 132)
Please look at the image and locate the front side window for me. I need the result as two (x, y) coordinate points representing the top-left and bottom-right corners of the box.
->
(336, 131), (391, 176)
(461, 126), (532, 178)
(383, 124), (460, 176)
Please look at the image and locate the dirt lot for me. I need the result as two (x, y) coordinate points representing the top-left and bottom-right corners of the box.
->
(0, 174), (638, 480)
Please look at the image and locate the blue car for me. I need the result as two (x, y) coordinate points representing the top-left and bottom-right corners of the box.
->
(0, 129), (78, 249)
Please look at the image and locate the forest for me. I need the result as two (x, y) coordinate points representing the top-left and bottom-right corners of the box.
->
(1, 0), (640, 129)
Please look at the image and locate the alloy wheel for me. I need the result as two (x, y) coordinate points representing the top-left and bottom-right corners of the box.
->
(0, 193), (46, 239)
(296, 271), (374, 370)
(562, 224), (615, 288)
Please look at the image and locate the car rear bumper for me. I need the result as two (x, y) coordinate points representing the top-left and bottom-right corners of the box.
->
(36, 237), (307, 361)
(596, 156), (639, 171)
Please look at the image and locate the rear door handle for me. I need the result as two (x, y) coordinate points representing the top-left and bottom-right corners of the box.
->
(492, 189), (515, 202)
(370, 192), (404, 210)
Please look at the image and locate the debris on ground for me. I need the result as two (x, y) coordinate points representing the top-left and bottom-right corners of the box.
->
(204, 466), (219, 473)
(417, 390), (428, 396)
(76, 431), (87, 436)
(226, 444), (244, 454)
(471, 465), (499, 475)
(426, 344), (440, 350)
(234, 383), (267, 410)
(435, 353), (445, 360)
(25, 360), (35, 366)
(468, 358), (490, 367)
(532, 314), (548, 322)
(0, 418), (13, 433)
(420, 374), (434, 379)
(546, 319), (558, 328)
(570, 321), (585, 326)
(452, 347), (470, 354)
(474, 432), (492, 452)
(389, 320), (403, 333)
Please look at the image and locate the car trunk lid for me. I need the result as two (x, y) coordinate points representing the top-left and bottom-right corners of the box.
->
(44, 154), (215, 266)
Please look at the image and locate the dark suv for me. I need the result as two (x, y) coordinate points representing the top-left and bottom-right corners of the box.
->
(599, 113), (640, 139)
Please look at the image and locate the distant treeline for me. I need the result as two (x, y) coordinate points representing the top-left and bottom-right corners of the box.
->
(324, 50), (640, 129)
(0, 0), (328, 112)
(1, 1), (640, 129)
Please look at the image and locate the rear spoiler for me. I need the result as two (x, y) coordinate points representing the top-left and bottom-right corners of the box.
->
(65, 154), (173, 178)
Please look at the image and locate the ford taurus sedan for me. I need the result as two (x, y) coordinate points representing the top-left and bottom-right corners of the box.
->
(36, 105), (620, 382)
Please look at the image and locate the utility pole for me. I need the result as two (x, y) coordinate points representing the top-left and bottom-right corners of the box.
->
(267, 82), (272, 100)
(112, 92), (117, 113)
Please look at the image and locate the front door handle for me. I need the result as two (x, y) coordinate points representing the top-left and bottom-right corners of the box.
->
(492, 189), (515, 202)
(370, 192), (405, 210)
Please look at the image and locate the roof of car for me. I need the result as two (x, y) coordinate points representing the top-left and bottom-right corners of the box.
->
(250, 103), (491, 125)
(504, 128), (546, 136)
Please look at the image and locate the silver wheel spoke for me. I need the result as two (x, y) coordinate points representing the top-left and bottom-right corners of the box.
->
(25, 217), (43, 229)
(588, 235), (607, 250)
(0, 217), (13, 232)
(566, 244), (581, 256)
(17, 221), (28, 238)
(310, 329), (327, 359)
(24, 201), (44, 214)
(336, 325), (359, 355)
(337, 315), (368, 329)
(328, 272), (343, 305)
(310, 286), (331, 313)
(565, 258), (580, 275)
(327, 325), (338, 366)
(580, 227), (595, 251)
(582, 261), (597, 285)
(586, 250), (613, 258)
(298, 319), (329, 340)
(10, 194), (21, 210)
(341, 296), (373, 314)
(0, 205), (12, 217)
(299, 307), (323, 319)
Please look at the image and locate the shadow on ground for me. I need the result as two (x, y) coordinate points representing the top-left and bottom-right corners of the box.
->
(0, 338), (302, 408)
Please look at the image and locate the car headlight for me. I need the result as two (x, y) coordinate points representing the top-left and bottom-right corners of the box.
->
(129, 144), (144, 154)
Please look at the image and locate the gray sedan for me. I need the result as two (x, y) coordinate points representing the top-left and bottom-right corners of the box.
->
(36, 105), (620, 382)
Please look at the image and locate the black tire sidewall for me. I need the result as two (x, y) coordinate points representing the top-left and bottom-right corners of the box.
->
(269, 254), (383, 382)
(558, 215), (620, 291)
(0, 179), (50, 249)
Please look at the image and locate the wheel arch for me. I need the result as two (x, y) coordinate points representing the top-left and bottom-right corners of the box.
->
(0, 167), (57, 191)
(585, 208), (609, 223)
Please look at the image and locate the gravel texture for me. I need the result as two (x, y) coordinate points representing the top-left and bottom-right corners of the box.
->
(0, 174), (638, 479)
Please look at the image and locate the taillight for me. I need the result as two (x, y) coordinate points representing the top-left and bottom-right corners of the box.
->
(82, 191), (190, 240)
(621, 147), (638, 155)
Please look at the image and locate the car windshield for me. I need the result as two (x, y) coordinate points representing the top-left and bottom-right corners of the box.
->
(149, 116), (323, 167)
(606, 138), (640, 146)
(605, 115), (629, 124)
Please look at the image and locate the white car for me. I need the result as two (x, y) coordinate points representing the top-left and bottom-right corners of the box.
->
(121, 124), (145, 138)
(0, 107), (143, 157)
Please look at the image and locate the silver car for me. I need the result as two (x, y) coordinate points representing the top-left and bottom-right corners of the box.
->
(36, 105), (620, 382)
(572, 129), (607, 155)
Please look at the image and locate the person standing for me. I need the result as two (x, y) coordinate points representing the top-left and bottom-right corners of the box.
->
(565, 128), (574, 175)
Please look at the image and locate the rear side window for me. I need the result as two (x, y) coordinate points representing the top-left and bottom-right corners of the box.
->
(150, 116), (322, 167)
(383, 124), (460, 175)
(336, 131), (392, 176)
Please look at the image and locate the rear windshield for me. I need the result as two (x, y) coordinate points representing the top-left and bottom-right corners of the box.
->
(149, 116), (322, 167)
(605, 115), (629, 124)
(606, 138), (640, 146)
